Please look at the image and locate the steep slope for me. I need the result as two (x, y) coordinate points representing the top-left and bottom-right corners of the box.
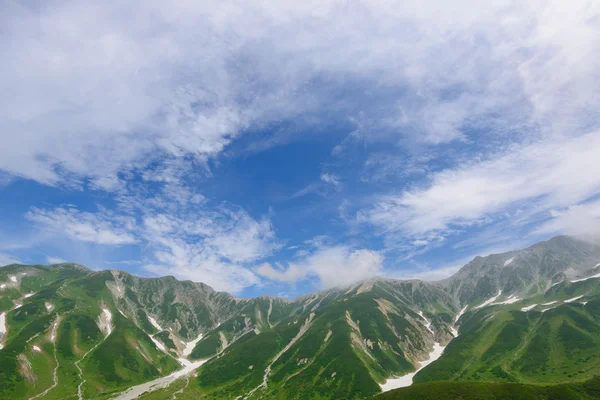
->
(373, 377), (600, 400)
(415, 290), (600, 385)
(444, 235), (600, 306)
(181, 280), (458, 399)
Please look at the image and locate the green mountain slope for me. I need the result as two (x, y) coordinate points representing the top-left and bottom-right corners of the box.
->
(1, 235), (599, 399)
(372, 377), (600, 400)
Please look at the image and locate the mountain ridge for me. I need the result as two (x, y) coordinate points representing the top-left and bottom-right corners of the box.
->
(1, 234), (599, 399)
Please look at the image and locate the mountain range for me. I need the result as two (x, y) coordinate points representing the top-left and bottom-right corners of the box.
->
(1, 235), (599, 399)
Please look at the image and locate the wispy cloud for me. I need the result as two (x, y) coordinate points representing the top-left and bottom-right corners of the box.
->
(3, 1), (597, 189)
(0, 252), (20, 266)
(361, 132), (600, 246)
(320, 173), (340, 187)
(46, 256), (67, 264)
(26, 207), (138, 245)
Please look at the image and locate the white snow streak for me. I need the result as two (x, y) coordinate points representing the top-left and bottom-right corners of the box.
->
(111, 358), (208, 400)
(491, 295), (521, 305)
(380, 311), (445, 393)
(418, 311), (434, 334)
(182, 334), (203, 357)
(570, 272), (600, 283)
(504, 257), (515, 266)
(380, 343), (445, 392)
(10, 276), (17, 283)
(455, 306), (468, 323)
(150, 337), (167, 352)
(33, 345), (41, 352)
(474, 290), (502, 310)
(148, 316), (163, 332)
(0, 312), (6, 349)
(521, 304), (538, 312)
(541, 301), (557, 306)
(564, 295), (584, 303)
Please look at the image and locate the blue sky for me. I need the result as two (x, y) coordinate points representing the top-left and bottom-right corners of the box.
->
(1, 0), (600, 297)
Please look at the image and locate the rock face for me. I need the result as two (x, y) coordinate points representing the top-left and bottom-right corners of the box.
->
(0, 235), (599, 400)
(444, 235), (600, 305)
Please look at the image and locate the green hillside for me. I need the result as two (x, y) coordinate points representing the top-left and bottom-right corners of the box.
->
(1, 236), (600, 399)
(372, 377), (600, 400)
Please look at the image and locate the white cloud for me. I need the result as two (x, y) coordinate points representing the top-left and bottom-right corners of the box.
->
(254, 263), (307, 284)
(0, 253), (20, 266)
(26, 207), (138, 245)
(320, 173), (340, 186)
(535, 199), (600, 238)
(2, 1), (598, 189)
(256, 246), (383, 289)
(25, 187), (279, 293)
(362, 131), (600, 241)
(394, 265), (462, 282)
(139, 205), (280, 292)
(46, 256), (67, 264)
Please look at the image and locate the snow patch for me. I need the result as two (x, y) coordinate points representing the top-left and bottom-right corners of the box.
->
(324, 330), (333, 342)
(380, 342), (446, 392)
(474, 290), (502, 310)
(111, 358), (208, 400)
(541, 301), (557, 306)
(455, 306), (468, 323)
(33, 345), (41, 352)
(504, 257), (515, 266)
(182, 333), (204, 357)
(540, 307), (555, 313)
(0, 312), (6, 349)
(521, 304), (538, 312)
(570, 272), (600, 283)
(564, 295), (584, 303)
(97, 308), (113, 336)
(581, 301), (588, 305)
(150, 337), (166, 352)
(15, 303), (22, 309)
(24, 293), (35, 298)
(148, 316), (163, 332)
(119, 310), (126, 317)
(50, 320), (59, 342)
(9, 276), (17, 283)
(45, 302), (53, 311)
(0, 284), (6, 289)
(491, 295), (521, 305)
(551, 281), (562, 287)
(418, 311), (434, 334)
(595, 263), (600, 269)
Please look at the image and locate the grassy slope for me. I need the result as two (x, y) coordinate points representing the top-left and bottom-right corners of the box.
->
(415, 295), (600, 385)
(0, 267), (181, 399)
(372, 376), (600, 400)
(184, 292), (421, 399)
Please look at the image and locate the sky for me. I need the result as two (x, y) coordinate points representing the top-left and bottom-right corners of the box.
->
(1, 0), (599, 297)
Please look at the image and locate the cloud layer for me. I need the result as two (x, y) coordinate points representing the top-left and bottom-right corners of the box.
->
(2, 0), (600, 293)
